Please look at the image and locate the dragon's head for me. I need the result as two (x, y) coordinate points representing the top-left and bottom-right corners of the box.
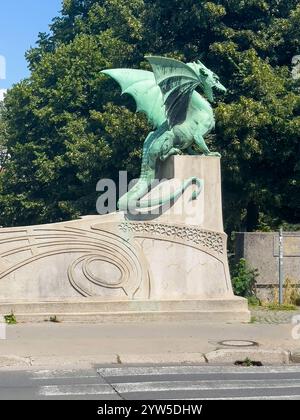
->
(188, 60), (227, 102)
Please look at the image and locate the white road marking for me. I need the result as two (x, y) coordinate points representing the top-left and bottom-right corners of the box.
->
(114, 378), (300, 393)
(39, 384), (114, 396)
(32, 369), (98, 380)
(32, 366), (300, 399)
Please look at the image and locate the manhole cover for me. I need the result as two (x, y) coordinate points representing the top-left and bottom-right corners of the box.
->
(219, 340), (258, 347)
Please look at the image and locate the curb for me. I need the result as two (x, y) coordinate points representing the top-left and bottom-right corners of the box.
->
(290, 350), (300, 363)
(0, 349), (298, 370)
(0, 356), (31, 368)
(0, 355), (118, 370)
(117, 353), (207, 365)
(205, 349), (290, 365)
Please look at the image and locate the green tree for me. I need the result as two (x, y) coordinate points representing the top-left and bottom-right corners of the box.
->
(0, 0), (149, 226)
(0, 0), (299, 232)
(142, 0), (300, 232)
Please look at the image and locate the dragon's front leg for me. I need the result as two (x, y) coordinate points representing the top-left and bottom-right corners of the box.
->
(194, 132), (221, 157)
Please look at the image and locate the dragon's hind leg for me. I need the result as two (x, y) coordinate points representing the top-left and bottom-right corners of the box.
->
(160, 131), (183, 161)
(161, 147), (182, 161)
(148, 130), (181, 163)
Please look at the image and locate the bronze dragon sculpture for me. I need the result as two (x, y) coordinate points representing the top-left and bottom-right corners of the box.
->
(102, 56), (226, 211)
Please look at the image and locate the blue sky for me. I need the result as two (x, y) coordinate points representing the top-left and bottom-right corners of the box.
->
(0, 0), (62, 90)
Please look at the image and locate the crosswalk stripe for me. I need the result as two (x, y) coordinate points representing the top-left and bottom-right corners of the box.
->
(32, 366), (300, 399)
(39, 384), (114, 396)
(113, 379), (300, 394)
(32, 369), (98, 380)
(98, 365), (300, 377)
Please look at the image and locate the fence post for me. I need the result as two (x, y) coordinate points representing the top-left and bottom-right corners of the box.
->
(279, 228), (284, 305)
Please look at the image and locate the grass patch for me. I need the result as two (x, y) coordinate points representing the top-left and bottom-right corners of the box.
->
(49, 315), (60, 323)
(250, 316), (257, 323)
(235, 358), (263, 367)
(263, 303), (296, 311)
(4, 312), (17, 325)
(247, 296), (261, 306)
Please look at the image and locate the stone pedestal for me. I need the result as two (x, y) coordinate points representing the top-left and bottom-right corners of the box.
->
(0, 156), (250, 322)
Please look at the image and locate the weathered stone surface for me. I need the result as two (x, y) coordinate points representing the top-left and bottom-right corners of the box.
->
(155, 155), (224, 230)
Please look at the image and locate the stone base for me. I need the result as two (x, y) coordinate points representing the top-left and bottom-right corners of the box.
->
(0, 156), (250, 323)
(0, 214), (233, 302)
(0, 297), (250, 323)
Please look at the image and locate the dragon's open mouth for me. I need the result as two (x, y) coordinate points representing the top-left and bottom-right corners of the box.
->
(214, 83), (227, 94)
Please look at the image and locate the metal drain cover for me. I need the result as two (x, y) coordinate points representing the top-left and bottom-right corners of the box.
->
(219, 340), (258, 347)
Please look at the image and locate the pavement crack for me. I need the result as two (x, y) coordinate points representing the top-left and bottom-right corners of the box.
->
(97, 368), (125, 401)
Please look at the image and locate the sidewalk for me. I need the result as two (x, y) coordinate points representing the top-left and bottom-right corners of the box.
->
(0, 319), (300, 369)
(251, 307), (300, 324)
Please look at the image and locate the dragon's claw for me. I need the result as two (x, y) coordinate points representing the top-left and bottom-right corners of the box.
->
(160, 147), (182, 161)
(207, 152), (221, 157)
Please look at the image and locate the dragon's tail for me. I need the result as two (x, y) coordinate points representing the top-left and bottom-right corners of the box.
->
(118, 177), (203, 212)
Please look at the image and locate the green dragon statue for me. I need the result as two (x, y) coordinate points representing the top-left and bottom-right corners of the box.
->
(102, 56), (226, 211)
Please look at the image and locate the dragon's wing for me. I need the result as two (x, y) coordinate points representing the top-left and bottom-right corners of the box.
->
(146, 56), (201, 129)
(101, 69), (166, 128)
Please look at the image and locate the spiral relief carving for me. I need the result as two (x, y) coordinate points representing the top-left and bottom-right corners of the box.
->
(0, 225), (151, 299)
(67, 229), (149, 298)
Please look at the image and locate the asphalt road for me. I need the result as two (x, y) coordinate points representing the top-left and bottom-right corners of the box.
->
(0, 365), (300, 400)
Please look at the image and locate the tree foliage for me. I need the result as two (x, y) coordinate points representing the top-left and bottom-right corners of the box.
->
(0, 0), (299, 231)
(0, 103), (8, 169)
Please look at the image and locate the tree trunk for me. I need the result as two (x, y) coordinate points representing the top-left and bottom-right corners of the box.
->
(246, 201), (259, 232)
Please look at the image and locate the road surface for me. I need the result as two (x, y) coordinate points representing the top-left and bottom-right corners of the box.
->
(0, 365), (300, 400)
